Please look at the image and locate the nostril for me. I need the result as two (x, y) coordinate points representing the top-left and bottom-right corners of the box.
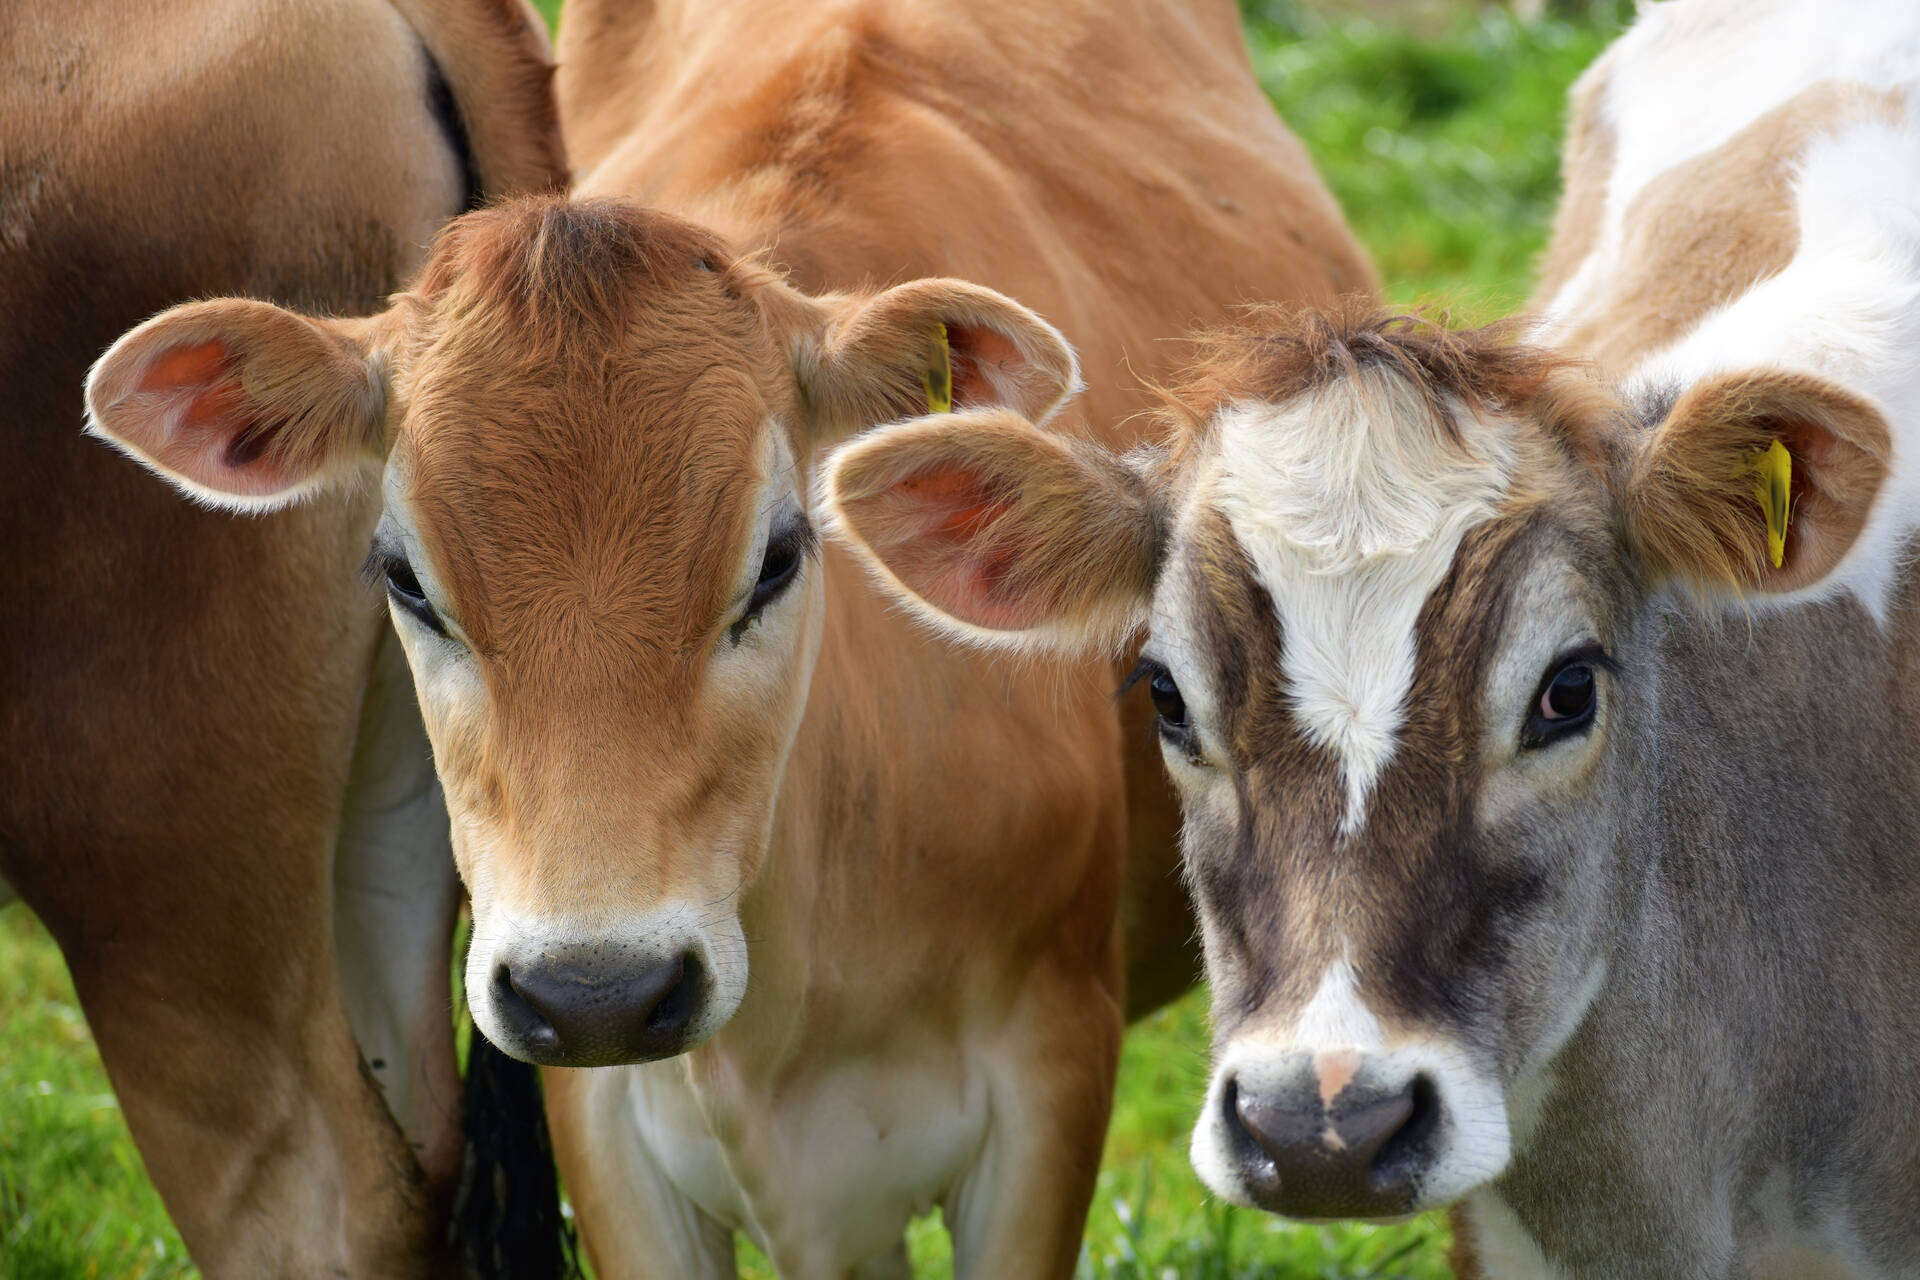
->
(489, 962), (561, 1052)
(1370, 1073), (1442, 1189)
(646, 951), (703, 1037)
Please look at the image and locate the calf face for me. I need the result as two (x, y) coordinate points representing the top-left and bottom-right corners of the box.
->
(86, 196), (1079, 1067)
(826, 308), (1889, 1219)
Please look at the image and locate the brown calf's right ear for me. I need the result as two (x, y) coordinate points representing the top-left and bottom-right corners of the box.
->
(824, 408), (1162, 655)
(85, 298), (390, 513)
(792, 277), (1083, 436)
(1621, 369), (1891, 596)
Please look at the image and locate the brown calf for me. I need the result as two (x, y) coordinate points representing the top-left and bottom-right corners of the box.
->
(82, 0), (1376, 1272)
(2, 1), (561, 1274)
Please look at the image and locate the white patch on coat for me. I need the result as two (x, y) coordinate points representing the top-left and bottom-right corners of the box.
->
(1207, 377), (1513, 832)
(1463, 1189), (1573, 1280)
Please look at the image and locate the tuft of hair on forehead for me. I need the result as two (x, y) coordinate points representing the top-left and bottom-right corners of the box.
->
(1155, 300), (1602, 456)
(408, 195), (747, 361)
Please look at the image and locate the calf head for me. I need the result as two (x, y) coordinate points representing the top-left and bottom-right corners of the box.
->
(826, 307), (1889, 1219)
(86, 196), (1079, 1067)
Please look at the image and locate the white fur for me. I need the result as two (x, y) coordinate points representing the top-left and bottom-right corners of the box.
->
(332, 627), (462, 1172)
(1208, 378), (1513, 832)
(1463, 1189), (1572, 1280)
(1288, 955), (1385, 1054)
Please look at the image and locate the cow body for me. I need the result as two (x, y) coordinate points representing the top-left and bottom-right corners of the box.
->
(1, 3), (562, 1273)
(822, 2), (1920, 1275)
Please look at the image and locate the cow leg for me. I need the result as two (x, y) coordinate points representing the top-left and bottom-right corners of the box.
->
(334, 625), (463, 1193)
(945, 961), (1123, 1280)
(544, 1064), (738, 1279)
(2, 470), (445, 1275)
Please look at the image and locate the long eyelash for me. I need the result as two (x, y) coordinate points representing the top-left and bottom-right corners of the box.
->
(1556, 641), (1618, 675)
(1116, 656), (1162, 701)
(777, 516), (820, 561)
(360, 544), (401, 588)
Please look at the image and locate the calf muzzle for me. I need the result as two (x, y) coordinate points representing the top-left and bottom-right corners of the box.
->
(1220, 1067), (1440, 1220)
(486, 946), (706, 1067)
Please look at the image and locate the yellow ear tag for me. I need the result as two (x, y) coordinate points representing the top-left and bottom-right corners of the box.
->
(1750, 438), (1792, 569)
(920, 321), (953, 414)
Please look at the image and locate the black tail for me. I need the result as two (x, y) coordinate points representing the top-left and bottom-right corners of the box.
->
(449, 1014), (583, 1279)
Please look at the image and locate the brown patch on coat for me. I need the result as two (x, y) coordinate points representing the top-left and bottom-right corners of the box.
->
(1532, 57), (1618, 307)
(1545, 81), (1906, 376)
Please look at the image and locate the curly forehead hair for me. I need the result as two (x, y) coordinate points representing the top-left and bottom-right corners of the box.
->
(1155, 301), (1608, 454)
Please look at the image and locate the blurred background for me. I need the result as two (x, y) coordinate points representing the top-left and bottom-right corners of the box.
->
(0, 1), (1628, 1276)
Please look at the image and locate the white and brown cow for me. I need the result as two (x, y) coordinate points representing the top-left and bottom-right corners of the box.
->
(824, 1), (1920, 1273)
(3, 1), (562, 1274)
(80, 0), (1375, 1274)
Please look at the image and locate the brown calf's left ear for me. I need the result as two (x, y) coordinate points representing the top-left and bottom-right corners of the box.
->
(824, 408), (1160, 655)
(1622, 369), (1891, 595)
(802, 278), (1083, 435)
(85, 298), (391, 513)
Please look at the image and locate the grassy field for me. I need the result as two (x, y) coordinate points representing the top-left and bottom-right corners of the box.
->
(0, 3), (1623, 1277)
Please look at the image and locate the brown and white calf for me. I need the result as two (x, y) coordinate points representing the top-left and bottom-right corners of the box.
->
(3, 1), (562, 1273)
(81, 0), (1375, 1273)
(824, 4), (1920, 1273)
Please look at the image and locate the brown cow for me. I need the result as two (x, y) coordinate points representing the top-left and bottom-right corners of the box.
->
(2, 1), (561, 1274)
(821, 1), (1920, 1273)
(81, 0), (1374, 1272)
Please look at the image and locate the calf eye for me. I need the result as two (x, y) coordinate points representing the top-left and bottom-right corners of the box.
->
(1149, 667), (1188, 733)
(1522, 657), (1598, 748)
(728, 517), (814, 644)
(381, 556), (447, 638)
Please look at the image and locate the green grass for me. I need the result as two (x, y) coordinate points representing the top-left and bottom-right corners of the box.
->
(0, 912), (190, 1280)
(1, 4), (1623, 1277)
(1252, 0), (1627, 318)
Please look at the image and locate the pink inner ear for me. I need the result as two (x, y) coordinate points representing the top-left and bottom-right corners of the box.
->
(861, 463), (1050, 631)
(946, 324), (1025, 409)
(132, 340), (292, 495)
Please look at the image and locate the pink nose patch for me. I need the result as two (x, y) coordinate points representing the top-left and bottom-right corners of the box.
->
(1315, 1049), (1362, 1108)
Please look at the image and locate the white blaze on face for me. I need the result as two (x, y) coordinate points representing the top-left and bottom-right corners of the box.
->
(1208, 376), (1513, 832)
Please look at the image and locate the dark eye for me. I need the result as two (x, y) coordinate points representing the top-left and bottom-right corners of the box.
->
(1149, 667), (1188, 733)
(729, 519), (813, 643)
(383, 557), (447, 638)
(1523, 658), (1598, 748)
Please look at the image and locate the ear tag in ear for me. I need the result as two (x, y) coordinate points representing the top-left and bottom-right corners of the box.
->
(920, 322), (953, 414)
(1749, 438), (1792, 569)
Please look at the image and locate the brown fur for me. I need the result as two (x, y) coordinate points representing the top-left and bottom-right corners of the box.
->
(1, 3), (562, 1275)
(1536, 80), (1906, 374)
(1531, 58), (1617, 308)
(1621, 369), (1892, 595)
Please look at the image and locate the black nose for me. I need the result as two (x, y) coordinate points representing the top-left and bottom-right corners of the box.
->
(487, 949), (705, 1067)
(1224, 1072), (1440, 1219)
